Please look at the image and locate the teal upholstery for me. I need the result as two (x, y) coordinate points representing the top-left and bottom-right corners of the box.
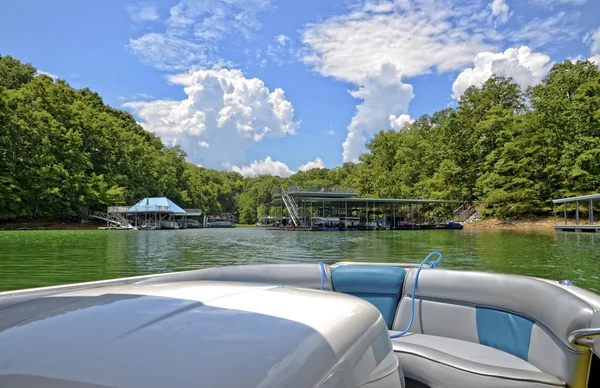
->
(476, 307), (534, 361)
(332, 266), (406, 328)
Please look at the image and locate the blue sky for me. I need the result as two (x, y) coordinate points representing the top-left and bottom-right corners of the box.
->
(1, 0), (599, 176)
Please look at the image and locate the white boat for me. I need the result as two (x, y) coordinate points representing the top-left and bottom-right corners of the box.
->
(0, 254), (599, 388)
(106, 224), (137, 230)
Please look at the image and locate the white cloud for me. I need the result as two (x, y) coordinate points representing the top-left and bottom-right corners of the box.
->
(128, 33), (209, 72)
(124, 68), (297, 168)
(585, 27), (600, 54)
(231, 157), (295, 178)
(529, 0), (586, 7)
(389, 114), (413, 130)
(117, 93), (155, 102)
(126, 4), (159, 22)
(509, 12), (581, 49)
(490, 0), (510, 24)
(302, 0), (496, 82)
(275, 35), (290, 46)
(590, 55), (600, 66)
(298, 157), (325, 172)
(166, 72), (194, 86)
(231, 156), (325, 177)
(267, 34), (296, 66)
(302, 0), (497, 163)
(328, 130), (335, 135)
(343, 63), (414, 163)
(37, 70), (59, 80)
(128, 0), (272, 71)
(452, 46), (553, 99)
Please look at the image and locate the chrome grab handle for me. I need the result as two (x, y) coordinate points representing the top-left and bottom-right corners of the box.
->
(568, 328), (600, 347)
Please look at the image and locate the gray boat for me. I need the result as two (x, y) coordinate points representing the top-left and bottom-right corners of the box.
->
(0, 255), (599, 387)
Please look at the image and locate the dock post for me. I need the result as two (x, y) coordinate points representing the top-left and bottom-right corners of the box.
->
(576, 201), (579, 225)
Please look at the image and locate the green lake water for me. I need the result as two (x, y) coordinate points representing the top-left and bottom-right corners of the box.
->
(1, 228), (599, 293)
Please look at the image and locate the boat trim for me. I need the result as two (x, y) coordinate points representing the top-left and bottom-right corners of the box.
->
(568, 328), (600, 346)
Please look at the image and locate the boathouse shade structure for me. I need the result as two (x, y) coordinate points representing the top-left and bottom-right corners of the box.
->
(129, 197), (187, 215)
(552, 193), (600, 232)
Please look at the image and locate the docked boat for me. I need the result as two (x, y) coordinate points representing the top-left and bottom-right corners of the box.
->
(311, 216), (340, 231)
(0, 255), (599, 388)
(205, 220), (235, 228)
(100, 223), (137, 231)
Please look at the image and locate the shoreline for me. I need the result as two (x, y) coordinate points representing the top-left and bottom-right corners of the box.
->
(0, 217), (560, 231)
(463, 216), (555, 231)
(0, 221), (102, 231)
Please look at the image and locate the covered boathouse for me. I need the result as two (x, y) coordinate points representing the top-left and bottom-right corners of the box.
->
(100, 197), (203, 229)
(266, 185), (471, 231)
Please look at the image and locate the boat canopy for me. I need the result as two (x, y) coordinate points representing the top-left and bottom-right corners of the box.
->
(128, 197), (186, 214)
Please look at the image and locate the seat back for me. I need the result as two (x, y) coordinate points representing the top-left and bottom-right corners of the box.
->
(138, 263), (334, 290)
(332, 266), (406, 329)
(392, 269), (597, 388)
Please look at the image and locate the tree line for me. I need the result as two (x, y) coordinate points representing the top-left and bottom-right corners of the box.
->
(1, 55), (599, 223)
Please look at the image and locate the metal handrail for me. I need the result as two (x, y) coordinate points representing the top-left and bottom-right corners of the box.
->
(568, 328), (600, 346)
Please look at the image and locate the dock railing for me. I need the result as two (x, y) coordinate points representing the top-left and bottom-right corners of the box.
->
(453, 204), (476, 222)
(273, 185), (359, 197)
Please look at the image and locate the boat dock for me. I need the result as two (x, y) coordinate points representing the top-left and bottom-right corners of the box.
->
(265, 185), (470, 231)
(553, 194), (600, 232)
(89, 197), (204, 230)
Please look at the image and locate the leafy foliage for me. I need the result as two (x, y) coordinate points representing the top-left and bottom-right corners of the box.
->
(2, 55), (600, 222)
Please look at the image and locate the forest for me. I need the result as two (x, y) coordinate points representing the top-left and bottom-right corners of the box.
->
(1, 55), (600, 224)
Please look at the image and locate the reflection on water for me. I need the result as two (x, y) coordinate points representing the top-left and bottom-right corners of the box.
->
(0, 228), (599, 292)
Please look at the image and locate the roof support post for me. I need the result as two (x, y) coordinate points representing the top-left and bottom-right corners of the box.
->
(564, 203), (567, 225)
(590, 199), (594, 225)
(576, 201), (579, 225)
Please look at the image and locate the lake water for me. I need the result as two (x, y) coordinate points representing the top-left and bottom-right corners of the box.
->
(1, 228), (599, 293)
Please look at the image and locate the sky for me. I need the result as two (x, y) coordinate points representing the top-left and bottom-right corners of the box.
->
(1, 0), (600, 177)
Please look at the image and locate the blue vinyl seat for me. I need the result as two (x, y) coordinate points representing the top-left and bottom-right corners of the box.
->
(332, 266), (406, 329)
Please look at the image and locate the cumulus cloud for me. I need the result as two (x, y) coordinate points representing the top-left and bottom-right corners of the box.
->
(231, 157), (295, 178)
(452, 46), (553, 99)
(302, 0), (498, 163)
(126, 4), (159, 22)
(128, 0), (272, 71)
(343, 63), (414, 163)
(490, 0), (510, 24)
(124, 68), (297, 168)
(302, 0), (496, 82)
(298, 157), (325, 172)
(389, 114), (414, 130)
(230, 157), (324, 177)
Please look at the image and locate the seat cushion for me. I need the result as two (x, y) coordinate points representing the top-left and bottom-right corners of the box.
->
(332, 266), (406, 328)
(391, 333), (565, 388)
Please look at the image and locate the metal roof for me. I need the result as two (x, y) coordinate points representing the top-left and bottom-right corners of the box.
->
(129, 197), (187, 214)
(552, 193), (600, 204)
